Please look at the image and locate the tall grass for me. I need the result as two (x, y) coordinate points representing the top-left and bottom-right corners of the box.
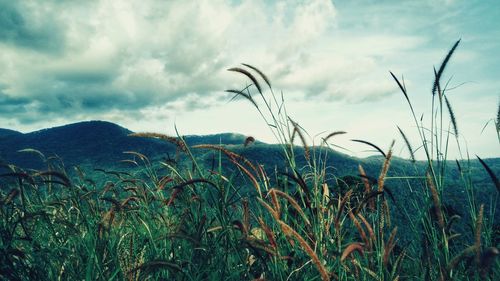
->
(0, 42), (498, 280)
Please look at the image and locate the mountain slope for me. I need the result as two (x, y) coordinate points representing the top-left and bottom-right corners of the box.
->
(0, 128), (22, 138)
(0, 121), (497, 181)
(0, 121), (252, 168)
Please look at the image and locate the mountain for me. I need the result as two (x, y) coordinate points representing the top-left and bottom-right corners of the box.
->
(0, 128), (22, 138)
(0, 121), (369, 184)
(0, 121), (498, 176)
(0, 121), (255, 169)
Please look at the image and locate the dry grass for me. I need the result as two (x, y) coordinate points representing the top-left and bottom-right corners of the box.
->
(277, 220), (330, 281)
(427, 172), (445, 229)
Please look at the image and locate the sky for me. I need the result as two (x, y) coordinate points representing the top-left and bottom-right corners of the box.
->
(0, 0), (499, 159)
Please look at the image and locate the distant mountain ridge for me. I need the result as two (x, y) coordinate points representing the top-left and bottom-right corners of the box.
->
(0, 121), (498, 178)
(0, 121), (255, 168)
(0, 128), (22, 138)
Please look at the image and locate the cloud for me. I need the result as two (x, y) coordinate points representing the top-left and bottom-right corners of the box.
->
(0, 0), (67, 53)
(0, 0), (341, 126)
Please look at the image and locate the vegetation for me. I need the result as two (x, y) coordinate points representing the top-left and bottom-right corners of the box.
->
(0, 41), (498, 280)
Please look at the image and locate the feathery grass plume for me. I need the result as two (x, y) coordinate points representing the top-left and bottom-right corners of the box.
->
(2, 189), (19, 205)
(156, 176), (173, 191)
(277, 220), (330, 281)
(290, 127), (297, 144)
(433, 67), (443, 99)
(121, 196), (139, 208)
(426, 173), (445, 229)
(383, 227), (398, 268)
(455, 160), (462, 174)
(351, 139), (387, 158)
(341, 242), (364, 262)
(128, 260), (181, 279)
(281, 170), (311, 208)
(383, 199), (391, 227)
(334, 189), (353, 231)
(257, 164), (270, 192)
(391, 248), (407, 281)
(258, 217), (277, 249)
(357, 213), (375, 249)
(349, 211), (369, 247)
(17, 148), (46, 161)
(269, 188), (310, 227)
(242, 63), (272, 89)
(192, 144), (259, 175)
(354, 192), (383, 216)
(171, 178), (217, 191)
(476, 155), (500, 192)
(118, 234), (135, 280)
(101, 197), (122, 211)
(166, 189), (181, 207)
(0, 172), (35, 185)
(323, 131), (347, 144)
(244, 136), (255, 147)
(446, 245), (477, 279)
(228, 67), (263, 94)
(243, 198), (250, 235)
(123, 151), (148, 161)
(390, 71), (415, 112)
(245, 237), (279, 257)
(397, 126), (416, 163)
(289, 118), (310, 161)
(379, 204), (386, 236)
(226, 89), (259, 109)
(95, 168), (129, 180)
(232, 220), (247, 235)
(445, 215), (461, 234)
(479, 247), (499, 278)
(432, 39), (461, 96)
(34, 171), (72, 187)
(101, 207), (116, 231)
(475, 204), (484, 264)
(268, 189), (281, 217)
(230, 158), (262, 197)
(258, 197), (279, 220)
(351, 259), (379, 280)
(322, 183), (330, 204)
(444, 95), (458, 136)
(166, 179), (217, 206)
(378, 140), (395, 192)
(249, 227), (266, 241)
(129, 132), (187, 152)
(358, 164), (375, 211)
(207, 226), (223, 233)
(496, 102), (500, 132)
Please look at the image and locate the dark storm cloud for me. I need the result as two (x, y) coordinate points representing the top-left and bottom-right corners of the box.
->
(0, 89), (29, 107)
(0, 76), (146, 121)
(0, 0), (66, 53)
(0, 83), (30, 113)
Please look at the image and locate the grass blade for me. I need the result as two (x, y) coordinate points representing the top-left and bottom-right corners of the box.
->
(351, 139), (386, 158)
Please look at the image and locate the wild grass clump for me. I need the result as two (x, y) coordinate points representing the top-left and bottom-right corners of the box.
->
(0, 41), (498, 280)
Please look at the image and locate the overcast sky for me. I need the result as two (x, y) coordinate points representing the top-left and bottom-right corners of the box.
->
(0, 0), (498, 159)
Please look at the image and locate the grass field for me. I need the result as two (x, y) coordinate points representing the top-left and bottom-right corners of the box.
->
(0, 41), (498, 281)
